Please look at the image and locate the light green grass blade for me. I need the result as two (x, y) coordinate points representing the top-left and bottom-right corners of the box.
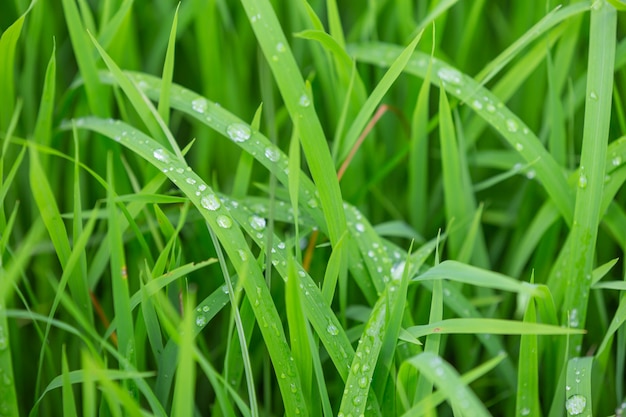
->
(106, 154), (135, 366)
(286, 256), (313, 411)
(560, 0), (616, 356)
(33, 42), (56, 152)
(28, 145), (72, 268)
(61, 346), (79, 417)
(239, 0), (347, 247)
(439, 86), (479, 263)
(408, 53), (432, 233)
(338, 30), (422, 164)
(407, 352), (491, 417)
(407, 318), (584, 338)
(0, 1), (33, 131)
(61, 0), (109, 117)
(516, 295), (540, 417)
(171, 293), (196, 417)
(565, 357), (593, 416)
(208, 227), (259, 417)
(157, 4), (179, 125)
(415, 260), (540, 294)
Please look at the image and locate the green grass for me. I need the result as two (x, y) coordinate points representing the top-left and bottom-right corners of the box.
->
(1, 0), (626, 416)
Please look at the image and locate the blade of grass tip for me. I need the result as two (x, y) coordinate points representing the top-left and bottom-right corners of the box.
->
(564, 357), (593, 416)
(338, 30), (423, 164)
(406, 318), (585, 338)
(106, 153), (136, 368)
(157, 3), (179, 125)
(33, 40), (56, 156)
(0, 1), (34, 131)
(62, 346), (79, 417)
(516, 281), (540, 417)
(286, 256), (313, 411)
(208, 227), (259, 417)
(561, 0), (616, 357)
(61, 0), (109, 117)
(171, 291), (197, 417)
(240, 0), (348, 246)
(326, 0), (346, 47)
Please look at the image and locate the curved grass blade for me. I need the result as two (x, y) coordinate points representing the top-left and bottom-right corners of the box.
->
(349, 43), (574, 224)
(407, 352), (491, 417)
(73, 117), (308, 416)
(415, 260), (540, 294)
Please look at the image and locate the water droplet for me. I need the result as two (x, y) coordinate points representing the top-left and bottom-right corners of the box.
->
(327, 323), (339, 336)
(358, 376), (369, 388)
(238, 249), (247, 261)
(472, 100), (483, 110)
(276, 42), (286, 52)
(299, 94), (311, 107)
(437, 67), (463, 85)
(186, 178), (196, 185)
(290, 383), (297, 393)
(153, 148), (170, 163)
(526, 170), (536, 180)
(216, 215), (232, 229)
(201, 194), (221, 211)
(307, 198), (318, 208)
(192, 97), (208, 113)
(355, 223), (365, 233)
(195, 315), (207, 327)
(612, 156), (622, 166)
(506, 119), (519, 133)
(226, 123), (251, 142)
(568, 309), (579, 327)
(264, 146), (280, 162)
(515, 142), (524, 151)
(565, 394), (586, 415)
(578, 174), (588, 189)
(391, 261), (406, 280)
(352, 395), (364, 406)
(249, 215), (266, 231)
(486, 103), (496, 113)
(589, 91), (598, 100)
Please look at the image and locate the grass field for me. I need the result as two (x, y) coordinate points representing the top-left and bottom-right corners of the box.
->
(1, 0), (626, 416)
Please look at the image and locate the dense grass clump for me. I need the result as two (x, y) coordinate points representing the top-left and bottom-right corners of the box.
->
(1, 0), (626, 416)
